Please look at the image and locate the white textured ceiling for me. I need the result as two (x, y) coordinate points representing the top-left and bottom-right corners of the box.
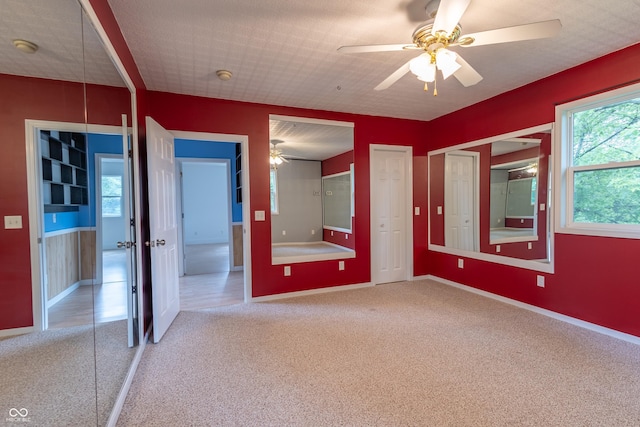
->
(269, 117), (353, 161)
(0, 0), (125, 87)
(106, 0), (640, 121)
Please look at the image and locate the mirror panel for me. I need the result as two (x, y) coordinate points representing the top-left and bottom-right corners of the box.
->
(0, 1), (137, 425)
(322, 170), (352, 232)
(269, 115), (355, 264)
(428, 124), (553, 272)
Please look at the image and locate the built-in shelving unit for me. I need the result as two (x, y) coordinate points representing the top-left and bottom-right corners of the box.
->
(235, 143), (242, 203)
(41, 130), (88, 213)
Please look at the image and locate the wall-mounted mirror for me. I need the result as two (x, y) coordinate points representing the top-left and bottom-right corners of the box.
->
(0, 0), (138, 425)
(428, 124), (554, 273)
(269, 115), (355, 264)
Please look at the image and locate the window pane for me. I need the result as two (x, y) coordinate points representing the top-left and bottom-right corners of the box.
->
(572, 98), (640, 166)
(102, 176), (122, 197)
(573, 166), (640, 224)
(102, 196), (122, 217)
(270, 169), (278, 213)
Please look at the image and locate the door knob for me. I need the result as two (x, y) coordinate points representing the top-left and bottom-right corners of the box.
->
(117, 241), (126, 248)
(145, 240), (155, 247)
(156, 239), (166, 246)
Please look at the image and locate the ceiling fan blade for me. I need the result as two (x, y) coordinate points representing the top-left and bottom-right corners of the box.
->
(460, 19), (562, 47)
(338, 44), (417, 54)
(453, 54), (483, 87)
(374, 59), (413, 91)
(431, 0), (471, 36)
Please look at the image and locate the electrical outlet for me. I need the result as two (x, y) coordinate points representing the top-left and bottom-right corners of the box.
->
(414, 207), (420, 215)
(437, 206), (443, 215)
(52, 213), (57, 223)
(311, 229), (315, 235)
(284, 266), (291, 276)
(4, 215), (22, 229)
(457, 258), (464, 269)
(345, 234), (349, 240)
(496, 245), (501, 253)
(528, 242), (532, 250)
(282, 230), (286, 235)
(540, 203), (546, 211)
(331, 231), (334, 236)
(338, 261), (345, 271)
(537, 275), (545, 288)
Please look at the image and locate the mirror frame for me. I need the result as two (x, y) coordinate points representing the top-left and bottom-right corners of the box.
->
(268, 114), (355, 265)
(322, 170), (353, 233)
(428, 123), (555, 273)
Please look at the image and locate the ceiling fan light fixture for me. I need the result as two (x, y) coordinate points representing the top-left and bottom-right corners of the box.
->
(409, 53), (436, 82)
(435, 49), (461, 79)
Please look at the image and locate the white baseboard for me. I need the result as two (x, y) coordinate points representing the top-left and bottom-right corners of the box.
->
(426, 275), (640, 346)
(47, 281), (81, 308)
(251, 281), (373, 303)
(0, 326), (34, 338)
(107, 326), (151, 427)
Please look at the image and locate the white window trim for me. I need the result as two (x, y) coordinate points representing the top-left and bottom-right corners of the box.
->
(554, 82), (640, 240)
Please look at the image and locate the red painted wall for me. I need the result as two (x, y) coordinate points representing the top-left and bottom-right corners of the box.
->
(322, 151), (355, 249)
(426, 43), (640, 337)
(0, 74), (130, 330)
(145, 91), (428, 297)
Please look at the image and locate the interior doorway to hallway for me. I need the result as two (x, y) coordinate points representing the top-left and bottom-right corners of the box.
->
(174, 134), (248, 310)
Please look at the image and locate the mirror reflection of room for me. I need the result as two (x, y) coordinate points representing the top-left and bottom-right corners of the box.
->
(489, 137), (540, 243)
(429, 127), (552, 264)
(269, 116), (355, 264)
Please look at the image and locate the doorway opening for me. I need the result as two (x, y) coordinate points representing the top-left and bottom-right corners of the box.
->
(174, 135), (247, 311)
(26, 121), (137, 347)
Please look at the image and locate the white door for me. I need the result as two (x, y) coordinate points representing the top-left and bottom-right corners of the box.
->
(444, 152), (477, 251)
(146, 117), (180, 343)
(371, 146), (412, 284)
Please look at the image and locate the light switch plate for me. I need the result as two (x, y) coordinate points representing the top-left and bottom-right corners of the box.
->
(437, 206), (443, 215)
(284, 266), (291, 276)
(338, 261), (345, 271)
(254, 210), (265, 221)
(414, 207), (420, 215)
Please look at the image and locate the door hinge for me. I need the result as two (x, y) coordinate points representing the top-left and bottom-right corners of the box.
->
(130, 219), (135, 226)
(128, 149), (133, 158)
(131, 286), (137, 294)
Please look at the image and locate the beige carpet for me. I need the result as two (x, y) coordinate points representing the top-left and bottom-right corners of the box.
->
(0, 320), (135, 427)
(117, 279), (640, 426)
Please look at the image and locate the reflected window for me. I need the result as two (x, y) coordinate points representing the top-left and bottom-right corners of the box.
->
(557, 85), (640, 236)
(270, 169), (279, 214)
(102, 175), (122, 217)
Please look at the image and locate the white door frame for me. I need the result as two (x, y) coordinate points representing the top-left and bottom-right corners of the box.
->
(171, 131), (252, 303)
(444, 151), (479, 251)
(369, 144), (414, 285)
(25, 120), (132, 331)
(176, 158), (234, 275)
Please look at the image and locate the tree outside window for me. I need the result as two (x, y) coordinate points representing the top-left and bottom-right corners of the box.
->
(102, 175), (123, 217)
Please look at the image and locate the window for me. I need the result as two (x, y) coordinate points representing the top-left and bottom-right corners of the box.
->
(556, 85), (640, 238)
(270, 169), (279, 214)
(102, 175), (123, 217)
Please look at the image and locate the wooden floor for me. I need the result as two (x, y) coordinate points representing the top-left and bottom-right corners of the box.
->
(48, 247), (244, 329)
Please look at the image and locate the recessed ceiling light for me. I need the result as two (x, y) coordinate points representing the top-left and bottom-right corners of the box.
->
(13, 39), (38, 54)
(216, 70), (232, 81)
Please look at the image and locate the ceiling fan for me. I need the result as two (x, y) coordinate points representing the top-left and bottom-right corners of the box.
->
(270, 140), (289, 169)
(338, 0), (561, 94)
